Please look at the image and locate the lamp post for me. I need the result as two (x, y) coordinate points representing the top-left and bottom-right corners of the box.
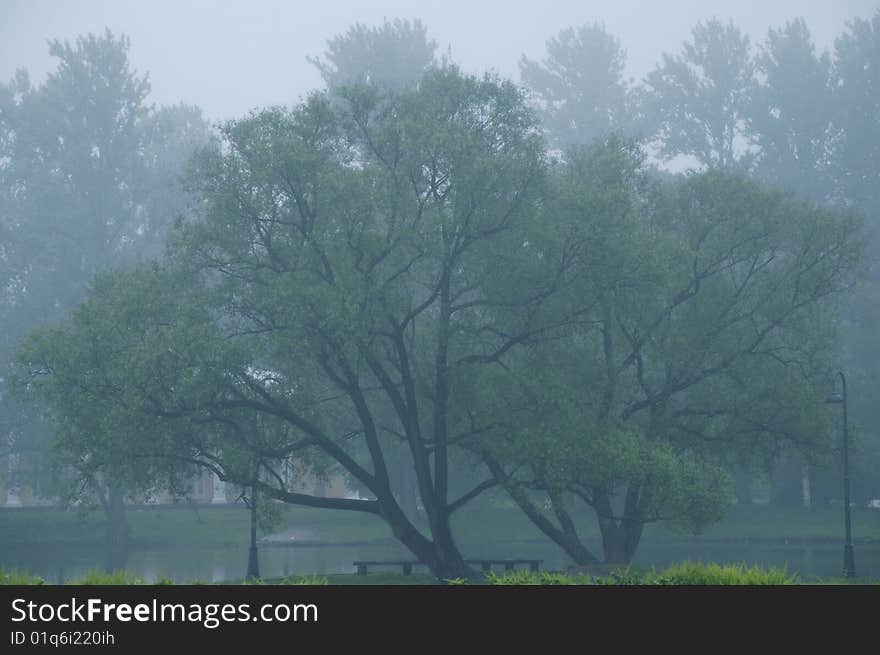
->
(246, 484), (260, 581)
(824, 371), (856, 578)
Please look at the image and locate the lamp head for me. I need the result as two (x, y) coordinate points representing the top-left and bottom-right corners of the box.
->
(825, 392), (844, 404)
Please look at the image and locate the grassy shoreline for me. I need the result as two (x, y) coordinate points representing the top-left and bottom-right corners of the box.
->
(3, 563), (875, 586)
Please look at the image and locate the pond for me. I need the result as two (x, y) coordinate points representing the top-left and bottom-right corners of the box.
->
(2, 538), (878, 583)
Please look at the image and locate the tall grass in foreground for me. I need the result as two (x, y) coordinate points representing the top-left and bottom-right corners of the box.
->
(487, 561), (799, 585)
(0, 568), (45, 585)
(648, 561), (798, 585)
(69, 569), (146, 585)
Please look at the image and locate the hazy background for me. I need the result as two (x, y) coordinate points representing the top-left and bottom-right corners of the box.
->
(3, 0), (878, 121)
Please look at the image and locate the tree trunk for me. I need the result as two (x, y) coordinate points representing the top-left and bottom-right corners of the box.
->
(247, 485), (260, 580)
(597, 520), (643, 565)
(483, 455), (601, 566)
(594, 485), (647, 565)
(380, 497), (474, 579)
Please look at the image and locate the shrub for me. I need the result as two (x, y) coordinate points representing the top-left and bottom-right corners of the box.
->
(486, 570), (593, 585)
(444, 577), (469, 585)
(648, 561), (798, 585)
(69, 569), (145, 585)
(281, 575), (329, 585)
(0, 568), (46, 585)
(594, 567), (646, 585)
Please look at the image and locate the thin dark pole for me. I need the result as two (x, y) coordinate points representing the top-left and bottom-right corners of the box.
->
(840, 371), (856, 578)
(247, 484), (260, 581)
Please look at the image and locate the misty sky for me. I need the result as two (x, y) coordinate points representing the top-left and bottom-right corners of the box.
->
(2, 0), (878, 121)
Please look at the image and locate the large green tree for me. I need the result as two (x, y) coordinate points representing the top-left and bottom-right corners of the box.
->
(748, 18), (835, 204)
(308, 18), (438, 93)
(477, 142), (864, 564)
(16, 68), (577, 579)
(833, 10), (880, 222)
(644, 18), (754, 168)
(831, 10), (880, 503)
(0, 30), (211, 544)
(309, 20), (448, 517)
(519, 23), (635, 148)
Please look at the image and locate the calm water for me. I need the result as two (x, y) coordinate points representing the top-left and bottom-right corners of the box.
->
(2, 538), (878, 583)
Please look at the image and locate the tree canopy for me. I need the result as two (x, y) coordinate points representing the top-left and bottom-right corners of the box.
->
(7, 16), (877, 577)
(644, 18), (754, 168)
(520, 23), (635, 148)
(0, 30), (212, 535)
(475, 141), (863, 563)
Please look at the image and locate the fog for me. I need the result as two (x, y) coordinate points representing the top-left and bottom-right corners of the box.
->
(3, 0), (877, 120)
(2, 0), (879, 586)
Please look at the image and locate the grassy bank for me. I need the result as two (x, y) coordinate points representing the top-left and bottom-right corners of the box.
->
(4, 562), (875, 585)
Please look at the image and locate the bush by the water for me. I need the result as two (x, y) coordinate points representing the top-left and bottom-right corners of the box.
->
(281, 575), (330, 585)
(647, 561), (798, 585)
(0, 562), (805, 585)
(485, 570), (594, 585)
(488, 562), (798, 585)
(70, 569), (146, 585)
(0, 568), (45, 585)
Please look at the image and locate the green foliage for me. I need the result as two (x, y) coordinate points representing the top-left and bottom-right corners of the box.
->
(70, 569), (145, 585)
(281, 575), (330, 585)
(833, 10), (880, 217)
(520, 23), (635, 147)
(591, 562), (798, 585)
(8, 23), (870, 580)
(479, 157), (863, 565)
(593, 568), (645, 586)
(13, 63), (551, 580)
(648, 561), (798, 585)
(309, 18), (438, 93)
(0, 28), (212, 513)
(257, 497), (284, 534)
(443, 577), (469, 585)
(644, 18), (754, 167)
(0, 568), (46, 585)
(485, 570), (593, 585)
(748, 18), (834, 203)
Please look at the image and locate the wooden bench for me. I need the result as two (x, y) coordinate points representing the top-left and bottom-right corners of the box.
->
(352, 558), (542, 575)
(353, 560), (424, 575)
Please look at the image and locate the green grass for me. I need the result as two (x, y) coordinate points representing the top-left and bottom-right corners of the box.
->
(485, 570), (594, 585)
(162, 572), (437, 585)
(1, 558), (875, 585)
(488, 562), (800, 585)
(321, 572), (438, 585)
(646, 561), (799, 585)
(0, 568), (46, 585)
(68, 569), (146, 585)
